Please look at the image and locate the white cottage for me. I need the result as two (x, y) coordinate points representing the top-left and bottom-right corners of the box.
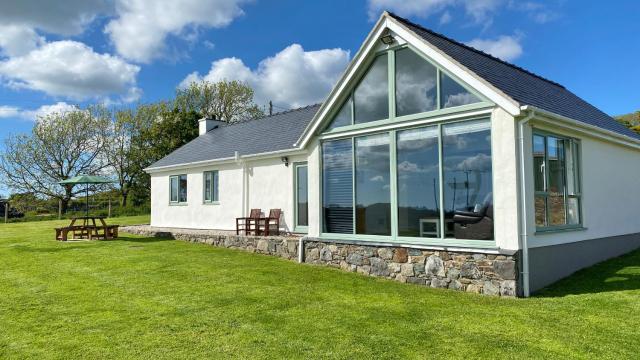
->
(146, 12), (640, 296)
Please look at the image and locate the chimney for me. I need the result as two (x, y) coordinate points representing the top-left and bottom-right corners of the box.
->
(198, 117), (225, 136)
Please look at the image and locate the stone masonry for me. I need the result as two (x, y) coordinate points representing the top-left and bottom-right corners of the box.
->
(121, 225), (300, 260)
(303, 241), (518, 297)
(121, 226), (518, 297)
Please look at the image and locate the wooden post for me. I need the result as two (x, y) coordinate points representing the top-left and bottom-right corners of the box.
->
(58, 199), (62, 220)
(4, 201), (8, 223)
(108, 197), (112, 218)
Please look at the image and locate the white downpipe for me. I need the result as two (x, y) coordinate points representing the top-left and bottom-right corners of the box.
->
(235, 151), (247, 216)
(298, 237), (305, 263)
(518, 110), (535, 297)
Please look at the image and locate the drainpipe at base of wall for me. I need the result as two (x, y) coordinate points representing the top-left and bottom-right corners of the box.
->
(298, 237), (305, 263)
(518, 109), (535, 297)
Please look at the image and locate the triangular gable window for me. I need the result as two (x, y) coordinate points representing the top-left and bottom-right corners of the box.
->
(440, 72), (480, 108)
(354, 54), (389, 124)
(323, 47), (483, 132)
(395, 47), (438, 116)
(326, 98), (352, 131)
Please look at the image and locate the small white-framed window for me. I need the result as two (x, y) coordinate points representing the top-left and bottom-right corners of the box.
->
(203, 170), (219, 203)
(533, 131), (581, 229)
(170, 174), (188, 204)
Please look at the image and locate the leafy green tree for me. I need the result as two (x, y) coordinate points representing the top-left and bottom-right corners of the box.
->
(175, 80), (264, 123)
(0, 105), (111, 212)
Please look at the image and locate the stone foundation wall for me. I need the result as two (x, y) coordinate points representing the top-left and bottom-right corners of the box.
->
(121, 226), (300, 261)
(121, 226), (518, 297)
(304, 241), (517, 297)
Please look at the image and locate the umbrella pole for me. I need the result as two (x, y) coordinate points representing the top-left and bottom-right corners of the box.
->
(86, 183), (89, 217)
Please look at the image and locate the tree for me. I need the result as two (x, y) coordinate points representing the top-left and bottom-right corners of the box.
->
(0, 105), (111, 212)
(105, 107), (143, 207)
(175, 80), (264, 123)
(117, 102), (202, 205)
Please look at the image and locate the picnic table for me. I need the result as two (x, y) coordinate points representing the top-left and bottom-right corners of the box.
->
(55, 216), (119, 241)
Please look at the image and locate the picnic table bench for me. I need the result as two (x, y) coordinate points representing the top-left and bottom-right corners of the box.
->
(55, 216), (119, 241)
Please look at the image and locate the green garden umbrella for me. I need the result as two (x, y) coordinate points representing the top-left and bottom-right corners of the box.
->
(59, 175), (114, 216)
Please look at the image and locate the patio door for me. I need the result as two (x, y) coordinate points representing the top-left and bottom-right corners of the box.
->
(294, 163), (308, 232)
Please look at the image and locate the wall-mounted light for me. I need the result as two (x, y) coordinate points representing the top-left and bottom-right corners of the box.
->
(281, 156), (289, 167)
(380, 34), (395, 45)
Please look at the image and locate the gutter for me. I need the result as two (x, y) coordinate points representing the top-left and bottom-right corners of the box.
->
(144, 148), (308, 174)
(520, 105), (640, 150)
(517, 109), (535, 297)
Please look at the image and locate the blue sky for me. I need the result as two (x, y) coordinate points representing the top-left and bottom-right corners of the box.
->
(0, 0), (639, 146)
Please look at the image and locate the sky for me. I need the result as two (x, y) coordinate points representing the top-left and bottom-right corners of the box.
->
(0, 0), (639, 144)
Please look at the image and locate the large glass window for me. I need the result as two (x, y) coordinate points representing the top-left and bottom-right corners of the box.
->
(355, 134), (391, 235)
(323, 48), (485, 132)
(442, 120), (493, 240)
(395, 48), (437, 116)
(397, 127), (440, 237)
(533, 132), (581, 228)
(326, 98), (352, 131)
(322, 139), (353, 234)
(354, 55), (389, 124)
(170, 174), (187, 204)
(440, 72), (481, 109)
(203, 170), (219, 203)
(321, 118), (494, 242)
(295, 164), (308, 227)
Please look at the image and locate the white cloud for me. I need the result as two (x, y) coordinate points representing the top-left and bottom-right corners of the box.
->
(439, 11), (452, 25)
(466, 35), (523, 61)
(0, 102), (78, 121)
(105, 0), (250, 63)
(0, 41), (140, 101)
(368, 0), (455, 20)
(0, 105), (21, 119)
(456, 153), (492, 171)
(181, 44), (350, 108)
(464, 0), (502, 26)
(0, 0), (112, 36)
(0, 24), (45, 57)
(367, 0), (502, 25)
(508, 1), (559, 24)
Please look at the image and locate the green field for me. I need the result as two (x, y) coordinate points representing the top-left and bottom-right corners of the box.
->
(1, 216), (639, 359)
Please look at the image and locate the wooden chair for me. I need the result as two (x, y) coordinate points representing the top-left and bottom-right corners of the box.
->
(236, 209), (262, 235)
(264, 209), (282, 236)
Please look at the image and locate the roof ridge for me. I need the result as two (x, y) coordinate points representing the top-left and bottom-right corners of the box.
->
(387, 12), (565, 89)
(222, 103), (322, 127)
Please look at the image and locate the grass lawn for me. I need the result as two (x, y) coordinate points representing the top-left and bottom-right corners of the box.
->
(1, 216), (639, 359)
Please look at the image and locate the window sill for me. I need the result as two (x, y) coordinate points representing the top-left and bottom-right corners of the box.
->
(202, 201), (220, 205)
(318, 233), (497, 250)
(293, 226), (309, 234)
(169, 202), (188, 206)
(535, 226), (587, 235)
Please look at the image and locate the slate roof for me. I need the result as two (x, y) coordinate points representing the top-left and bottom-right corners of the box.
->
(388, 13), (639, 140)
(148, 104), (321, 169)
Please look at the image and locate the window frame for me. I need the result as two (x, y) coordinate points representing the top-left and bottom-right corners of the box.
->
(293, 162), (309, 232)
(319, 117), (497, 249)
(169, 174), (188, 205)
(203, 170), (219, 204)
(321, 44), (491, 136)
(532, 129), (583, 232)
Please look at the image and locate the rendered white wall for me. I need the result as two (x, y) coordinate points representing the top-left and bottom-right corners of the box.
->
(307, 140), (321, 237)
(524, 121), (640, 248)
(151, 163), (243, 230)
(150, 155), (306, 232)
(490, 108), (520, 251)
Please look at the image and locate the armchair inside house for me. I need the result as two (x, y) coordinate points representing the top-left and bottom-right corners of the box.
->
(452, 192), (493, 240)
